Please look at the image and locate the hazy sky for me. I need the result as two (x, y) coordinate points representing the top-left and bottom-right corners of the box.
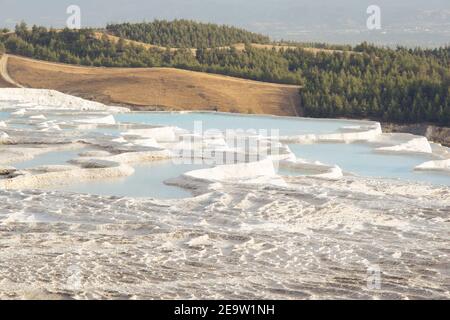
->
(1, 0), (449, 46)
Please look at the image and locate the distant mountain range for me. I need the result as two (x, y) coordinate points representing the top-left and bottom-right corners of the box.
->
(1, 0), (449, 47)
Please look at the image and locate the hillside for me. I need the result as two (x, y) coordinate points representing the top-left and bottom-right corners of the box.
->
(93, 32), (191, 53)
(2, 55), (300, 115)
(0, 21), (448, 126)
(0, 70), (15, 87)
(0, 52), (17, 87)
(95, 32), (357, 57)
(106, 20), (271, 48)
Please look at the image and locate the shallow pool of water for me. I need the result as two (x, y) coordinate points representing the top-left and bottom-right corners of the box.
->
(4, 107), (450, 188)
(115, 112), (355, 136)
(14, 148), (89, 170)
(0, 111), (10, 121)
(289, 143), (450, 186)
(56, 161), (206, 199)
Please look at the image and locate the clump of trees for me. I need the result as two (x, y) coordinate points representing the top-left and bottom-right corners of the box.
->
(193, 44), (303, 84)
(0, 22), (448, 126)
(1, 23), (167, 67)
(293, 44), (450, 125)
(106, 20), (271, 48)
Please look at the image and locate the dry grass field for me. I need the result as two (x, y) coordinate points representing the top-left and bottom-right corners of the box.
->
(3, 55), (301, 116)
(0, 32), (354, 115)
(225, 43), (358, 55)
(95, 32), (357, 56)
(93, 32), (196, 54)
(0, 76), (15, 88)
(0, 55), (19, 88)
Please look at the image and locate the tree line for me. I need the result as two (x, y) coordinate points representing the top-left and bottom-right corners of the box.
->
(293, 44), (450, 125)
(0, 22), (448, 126)
(106, 20), (271, 48)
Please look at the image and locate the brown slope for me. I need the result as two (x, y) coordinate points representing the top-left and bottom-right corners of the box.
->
(0, 55), (18, 88)
(0, 76), (16, 88)
(96, 31), (359, 56)
(6, 55), (301, 116)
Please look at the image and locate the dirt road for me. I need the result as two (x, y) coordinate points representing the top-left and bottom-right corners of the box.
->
(0, 54), (23, 88)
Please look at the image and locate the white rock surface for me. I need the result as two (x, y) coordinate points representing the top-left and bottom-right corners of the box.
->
(0, 88), (129, 112)
(376, 136), (433, 154)
(415, 159), (450, 173)
(75, 115), (116, 125)
(11, 109), (26, 116)
(122, 127), (178, 142)
(0, 131), (9, 143)
(0, 89), (449, 301)
(0, 164), (135, 189)
(185, 158), (276, 182)
(30, 115), (47, 120)
(280, 158), (344, 180)
(282, 123), (382, 143)
(0, 166), (16, 175)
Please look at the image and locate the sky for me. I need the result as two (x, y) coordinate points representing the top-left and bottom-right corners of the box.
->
(1, 0), (449, 47)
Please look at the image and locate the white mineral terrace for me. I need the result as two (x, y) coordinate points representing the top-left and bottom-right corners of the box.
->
(0, 88), (449, 299)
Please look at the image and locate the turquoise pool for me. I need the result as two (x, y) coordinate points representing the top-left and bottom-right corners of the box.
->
(56, 161), (206, 199)
(289, 143), (450, 186)
(114, 112), (356, 136)
(14, 148), (90, 170)
(4, 108), (449, 189)
(0, 111), (10, 121)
